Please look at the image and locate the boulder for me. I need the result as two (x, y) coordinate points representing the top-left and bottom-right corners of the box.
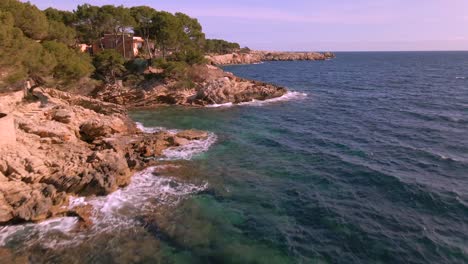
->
(79, 118), (127, 142)
(52, 108), (74, 124)
(176, 130), (209, 140)
(171, 136), (190, 146)
(69, 204), (94, 229)
(19, 121), (74, 142)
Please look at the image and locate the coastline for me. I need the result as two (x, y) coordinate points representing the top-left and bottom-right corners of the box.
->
(0, 57), (329, 227)
(206, 51), (335, 66)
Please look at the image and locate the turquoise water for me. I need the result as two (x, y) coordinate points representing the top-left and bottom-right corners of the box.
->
(1, 52), (468, 263)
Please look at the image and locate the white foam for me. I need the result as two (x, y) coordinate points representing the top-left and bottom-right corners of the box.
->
(135, 122), (179, 134)
(206, 102), (234, 108)
(0, 166), (209, 248)
(161, 133), (217, 160)
(456, 76), (466, 79)
(0, 217), (79, 248)
(206, 91), (308, 108)
(136, 122), (218, 161)
(82, 166), (208, 230)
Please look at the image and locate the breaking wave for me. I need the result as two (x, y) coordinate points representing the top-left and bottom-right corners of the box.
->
(206, 91), (308, 108)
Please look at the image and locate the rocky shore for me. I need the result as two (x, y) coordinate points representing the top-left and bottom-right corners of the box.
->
(0, 88), (209, 224)
(0, 64), (289, 226)
(205, 51), (335, 65)
(94, 64), (287, 108)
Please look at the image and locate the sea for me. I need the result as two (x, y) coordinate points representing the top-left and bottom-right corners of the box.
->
(1, 52), (467, 263)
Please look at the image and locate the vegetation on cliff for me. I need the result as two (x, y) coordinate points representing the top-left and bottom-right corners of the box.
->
(0, 0), (244, 92)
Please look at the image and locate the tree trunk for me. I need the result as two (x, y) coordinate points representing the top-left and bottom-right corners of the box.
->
(145, 32), (152, 59)
(122, 29), (126, 59)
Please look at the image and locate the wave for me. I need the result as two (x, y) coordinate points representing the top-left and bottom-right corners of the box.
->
(135, 122), (179, 134)
(455, 76), (466, 79)
(161, 133), (217, 160)
(206, 91), (308, 108)
(73, 166), (208, 230)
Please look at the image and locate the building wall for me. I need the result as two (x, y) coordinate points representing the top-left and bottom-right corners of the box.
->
(93, 35), (143, 60)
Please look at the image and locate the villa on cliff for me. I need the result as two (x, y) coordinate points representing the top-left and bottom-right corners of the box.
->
(89, 34), (145, 59)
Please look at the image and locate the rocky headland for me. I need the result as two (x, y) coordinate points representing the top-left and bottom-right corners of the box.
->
(0, 88), (209, 224)
(205, 51), (335, 65)
(94, 64), (287, 108)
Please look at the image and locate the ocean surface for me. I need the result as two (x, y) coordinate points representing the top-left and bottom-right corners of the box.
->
(1, 52), (468, 263)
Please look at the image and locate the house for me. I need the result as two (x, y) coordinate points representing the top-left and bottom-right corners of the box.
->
(92, 34), (145, 59)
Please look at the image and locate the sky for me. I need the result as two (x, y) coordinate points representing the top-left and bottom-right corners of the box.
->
(28, 0), (468, 51)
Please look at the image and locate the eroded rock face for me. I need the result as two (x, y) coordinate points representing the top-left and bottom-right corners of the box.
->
(0, 88), (207, 224)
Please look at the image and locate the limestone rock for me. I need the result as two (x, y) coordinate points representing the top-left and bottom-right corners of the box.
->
(196, 77), (287, 104)
(176, 130), (209, 140)
(79, 118), (127, 142)
(171, 136), (190, 146)
(69, 204), (94, 229)
(52, 108), (74, 124)
(19, 120), (75, 142)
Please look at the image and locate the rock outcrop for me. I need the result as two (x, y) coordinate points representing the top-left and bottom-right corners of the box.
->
(94, 64), (287, 108)
(205, 51), (335, 65)
(0, 88), (209, 224)
(196, 77), (286, 105)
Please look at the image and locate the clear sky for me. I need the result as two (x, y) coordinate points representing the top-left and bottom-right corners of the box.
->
(28, 0), (468, 51)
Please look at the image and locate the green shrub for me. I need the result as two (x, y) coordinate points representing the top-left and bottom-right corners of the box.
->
(93, 50), (125, 83)
(42, 41), (94, 83)
(125, 58), (148, 74)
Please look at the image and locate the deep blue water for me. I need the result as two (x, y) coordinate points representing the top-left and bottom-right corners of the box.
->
(2, 52), (467, 263)
(131, 52), (468, 263)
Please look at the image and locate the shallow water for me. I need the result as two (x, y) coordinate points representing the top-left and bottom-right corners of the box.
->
(1, 52), (468, 263)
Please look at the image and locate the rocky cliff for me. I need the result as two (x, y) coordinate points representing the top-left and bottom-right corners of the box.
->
(205, 51), (335, 65)
(0, 88), (209, 224)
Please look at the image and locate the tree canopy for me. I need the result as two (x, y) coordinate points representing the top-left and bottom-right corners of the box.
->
(0, 0), (245, 91)
(204, 39), (243, 54)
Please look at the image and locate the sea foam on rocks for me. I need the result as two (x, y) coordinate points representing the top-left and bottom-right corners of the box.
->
(206, 91), (308, 108)
(0, 123), (216, 249)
